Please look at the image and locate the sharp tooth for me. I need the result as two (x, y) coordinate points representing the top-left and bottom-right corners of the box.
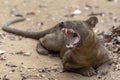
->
(62, 28), (67, 33)
(66, 44), (74, 48)
(65, 29), (68, 33)
(66, 45), (71, 48)
(66, 44), (70, 47)
(71, 29), (74, 33)
(62, 28), (65, 32)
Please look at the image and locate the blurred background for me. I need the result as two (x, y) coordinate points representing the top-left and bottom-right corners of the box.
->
(0, 0), (120, 80)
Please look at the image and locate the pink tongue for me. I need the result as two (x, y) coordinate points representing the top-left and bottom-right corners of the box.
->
(66, 36), (80, 48)
(62, 28), (80, 48)
(73, 37), (80, 44)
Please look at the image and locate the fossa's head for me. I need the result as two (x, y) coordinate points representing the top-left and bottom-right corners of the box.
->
(59, 17), (98, 48)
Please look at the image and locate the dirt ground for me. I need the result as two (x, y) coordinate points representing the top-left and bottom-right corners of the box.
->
(0, 0), (120, 80)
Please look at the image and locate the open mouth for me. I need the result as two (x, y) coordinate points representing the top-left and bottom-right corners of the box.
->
(62, 28), (80, 48)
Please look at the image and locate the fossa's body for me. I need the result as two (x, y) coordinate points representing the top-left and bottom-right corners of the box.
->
(2, 17), (111, 76)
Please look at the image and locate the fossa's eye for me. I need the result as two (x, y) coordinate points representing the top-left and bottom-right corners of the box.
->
(59, 22), (65, 28)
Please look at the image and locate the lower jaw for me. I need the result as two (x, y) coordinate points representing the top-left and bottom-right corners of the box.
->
(66, 44), (73, 48)
(66, 43), (77, 48)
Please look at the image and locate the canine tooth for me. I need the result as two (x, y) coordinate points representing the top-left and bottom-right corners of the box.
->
(66, 45), (70, 48)
(66, 44), (74, 48)
(62, 28), (65, 32)
(65, 29), (68, 33)
(62, 28), (67, 33)
(70, 29), (74, 33)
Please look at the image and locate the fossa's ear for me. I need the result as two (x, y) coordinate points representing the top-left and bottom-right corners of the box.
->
(86, 16), (98, 28)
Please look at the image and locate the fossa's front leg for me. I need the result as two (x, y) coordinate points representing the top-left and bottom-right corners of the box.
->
(36, 42), (49, 55)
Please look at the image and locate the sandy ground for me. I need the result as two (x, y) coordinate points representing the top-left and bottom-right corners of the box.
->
(0, 0), (120, 80)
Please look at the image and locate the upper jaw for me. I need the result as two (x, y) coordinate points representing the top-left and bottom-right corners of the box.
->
(61, 28), (81, 48)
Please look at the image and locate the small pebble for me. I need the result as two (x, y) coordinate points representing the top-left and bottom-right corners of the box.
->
(71, 9), (81, 15)
(117, 36), (120, 43)
(23, 52), (32, 56)
(0, 56), (7, 60)
(0, 50), (6, 55)
(26, 12), (35, 16)
(8, 36), (16, 40)
(114, 64), (120, 71)
(16, 51), (24, 55)
(26, 18), (32, 21)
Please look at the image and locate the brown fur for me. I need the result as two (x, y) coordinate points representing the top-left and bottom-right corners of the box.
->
(2, 17), (111, 76)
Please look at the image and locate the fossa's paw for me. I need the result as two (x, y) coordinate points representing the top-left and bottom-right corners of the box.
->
(37, 49), (49, 55)
(97, 61), (111, 78)
(79, 67), (97, 77)
(36, 43), (49, 55)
